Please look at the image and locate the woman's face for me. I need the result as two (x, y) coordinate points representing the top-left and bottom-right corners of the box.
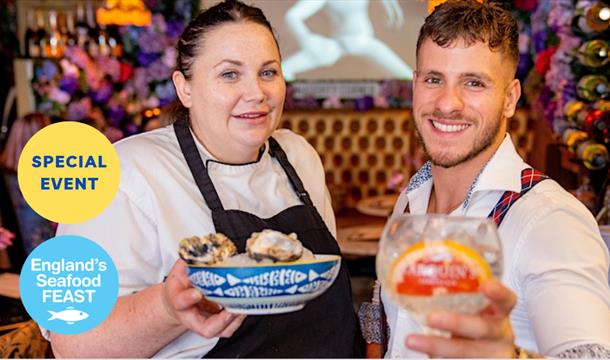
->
(174, 21), (285, 163)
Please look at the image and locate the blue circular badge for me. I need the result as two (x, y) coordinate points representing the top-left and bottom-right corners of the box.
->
(19, 235), (118, 334)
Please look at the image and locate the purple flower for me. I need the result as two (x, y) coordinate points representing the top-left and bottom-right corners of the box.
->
(36, 60), (59, 80)
(517, 54), (533, 79)
(532, 30), (548, 53)
(147, 59), (172, 81)
(107, 105), (126, 127)
(59, 75), (79, 95)
(123, 122), (141, 136)
(138, 31), (165, 54)
(152, 14), (167, 34)
(96, 57), (121, 82)
(104, 126), (124, 143)
(175, 0), (192, 19)
(90, 82), (113, 104)
(165, 20), (184, 39)
(354, 96), (374, 112)
(155, 81), (176, 101)
(48, 88), (71, 104)
(544, 99), (558, 128)
(67, 98), (92, 121)
(132, 68), (151, 98)
(64, 47), (91, 70)
(137, 52), (160, 67)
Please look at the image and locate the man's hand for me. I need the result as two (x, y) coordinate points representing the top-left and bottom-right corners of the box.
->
(162, 259), (246, 339)
(405, 279), (517, 358)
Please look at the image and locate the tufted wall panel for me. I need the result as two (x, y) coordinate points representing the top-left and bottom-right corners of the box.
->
(280, 108), (535, 209)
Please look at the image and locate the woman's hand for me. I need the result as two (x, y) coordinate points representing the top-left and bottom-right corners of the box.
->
(0, 227), (15, 250)
(405, 279), (517, 358)
(162, 259), (246, 339)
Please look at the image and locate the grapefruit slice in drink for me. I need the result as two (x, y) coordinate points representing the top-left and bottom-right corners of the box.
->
(389, 240), (492, 297)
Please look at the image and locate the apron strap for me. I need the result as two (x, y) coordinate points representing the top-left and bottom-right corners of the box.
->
(487, 168), (549, 227)
(173, 117), (224, 212)
(268, 136), (315, 207)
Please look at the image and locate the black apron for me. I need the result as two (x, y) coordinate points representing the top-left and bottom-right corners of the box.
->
(174, 118), (364, 358)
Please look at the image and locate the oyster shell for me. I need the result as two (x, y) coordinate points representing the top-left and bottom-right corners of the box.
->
(246, 230), (304, 262)
(179, 233), (237, 265)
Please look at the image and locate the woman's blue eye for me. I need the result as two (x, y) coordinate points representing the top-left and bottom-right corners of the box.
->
(261, 69), (278, 78)
(221, 71), (238, 80)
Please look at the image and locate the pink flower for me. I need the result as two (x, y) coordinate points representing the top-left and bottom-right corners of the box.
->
(48, 88), (71, 104)
(96, 56), (121, 82)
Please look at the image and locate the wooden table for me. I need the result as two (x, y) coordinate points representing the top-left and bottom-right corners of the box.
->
(335, 209), (387, 258)
(355, 194), (399, 217)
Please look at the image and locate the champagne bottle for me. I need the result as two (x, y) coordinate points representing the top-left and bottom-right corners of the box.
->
(577, 139), (609, 170)
(577, 75), (609, 101)
(577, 39), (610, 68)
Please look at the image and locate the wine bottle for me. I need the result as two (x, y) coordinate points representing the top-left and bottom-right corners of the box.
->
(577, 39), (610, 68)
(45, 11), (63, 58)
(86, 3), (99, 57)
(107, 26), (123, 58)
(577, 139), (609, 170)
(573, 1), (610, 34)
(35, 10), (48, 58)
(97, 25), (111, 57)
(580, 108), (610, 144)
(562, 128), (589, 152)
(586, 1), (610, 32)
(75, 2), (89, 48)
(564, 100), (587, 126)
(577, 75), (609, 101)
(24, 10), (39, 58)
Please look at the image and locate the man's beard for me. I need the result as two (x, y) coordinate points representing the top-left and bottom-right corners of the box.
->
(415, 110), (503, 169)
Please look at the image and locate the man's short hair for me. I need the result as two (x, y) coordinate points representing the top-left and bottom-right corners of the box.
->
(416, 0), (519, 76)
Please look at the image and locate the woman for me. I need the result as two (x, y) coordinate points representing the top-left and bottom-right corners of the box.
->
(49, 1), (363, 357)
(0, 112), (54, 255)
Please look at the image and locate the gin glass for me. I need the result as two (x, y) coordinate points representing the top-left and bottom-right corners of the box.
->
(376, 214), (503, 333)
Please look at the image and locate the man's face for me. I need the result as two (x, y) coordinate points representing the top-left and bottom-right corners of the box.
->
(412, 38), (520, 168)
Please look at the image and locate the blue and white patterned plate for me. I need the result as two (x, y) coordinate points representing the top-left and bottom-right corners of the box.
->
(187, 254), (341, 314)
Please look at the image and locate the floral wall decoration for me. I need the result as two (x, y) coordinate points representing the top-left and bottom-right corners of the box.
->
(30, 0), (197, 141)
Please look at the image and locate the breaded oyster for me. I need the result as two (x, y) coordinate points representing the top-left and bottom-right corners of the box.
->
(179, 233), (237, 265)
(246, 229), (303, 262)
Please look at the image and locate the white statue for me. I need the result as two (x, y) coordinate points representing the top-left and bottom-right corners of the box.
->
(282, 0), (413, 81)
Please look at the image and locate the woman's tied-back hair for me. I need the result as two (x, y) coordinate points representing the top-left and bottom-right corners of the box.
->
(168, 0), (279, 121)
(0, 113), (51, 172)
(416, 0), (519, 76)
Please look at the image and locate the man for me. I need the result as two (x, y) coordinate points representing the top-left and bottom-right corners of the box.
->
(379, 0), (610, 357)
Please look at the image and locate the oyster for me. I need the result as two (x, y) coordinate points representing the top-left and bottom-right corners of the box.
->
(179, 233), (237, 265)
(246, 230), (304, 262)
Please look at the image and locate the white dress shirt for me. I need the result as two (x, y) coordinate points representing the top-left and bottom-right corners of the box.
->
(383, 135), (610, 358)
(45, 126), (336, 358)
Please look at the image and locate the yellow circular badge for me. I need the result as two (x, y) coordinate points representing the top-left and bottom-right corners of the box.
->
(17, 122), (120, 224)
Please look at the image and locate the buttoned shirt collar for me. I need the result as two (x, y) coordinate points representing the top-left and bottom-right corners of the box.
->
(397, 134), (526, 215)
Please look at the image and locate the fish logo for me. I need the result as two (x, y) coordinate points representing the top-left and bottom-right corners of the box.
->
(48, 307), (89, 324)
